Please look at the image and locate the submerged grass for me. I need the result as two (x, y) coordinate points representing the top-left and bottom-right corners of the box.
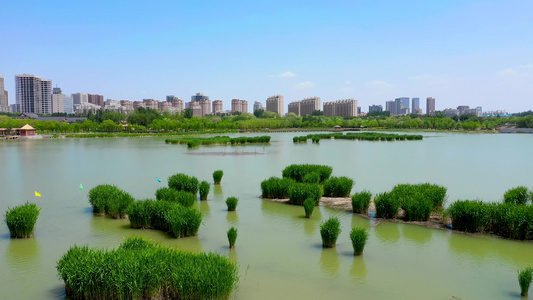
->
(282, 164), (332, 183)
(260, 177), (295, 199)
(4, 202), (41, 238)
(56, 237), (239, 300)
(289, 183), (323, 205)
(292, 132), (424, 143)
(155, 188), (196, 207)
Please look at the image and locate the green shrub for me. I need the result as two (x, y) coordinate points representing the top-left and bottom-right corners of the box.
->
(56, 238), (238, 300)
(374, 192), (400, 219)
(303, 198), (315, 218)
(168, 173), (199, 194)
(486, 203), (533, 240)
(519, 267), (533, 297)
(446, 200), (488, 232)
(126, 199), (154, 229)
(260, 177), (295, 199)
(227, 227), (238, 248)
(390, 183), (447, 208)
(320, 217), (341, 248)
(4, 202), (41, 238)
(88, 184), (133, 218)
(107, 191), (134, 219)
(289, 183), (323, 205)
(352, 191), (372, 214)
(303, 172), (320, 184)
(155, 187), (179, 202)
(226, 197), (238, 211)
(350, 227), (369, 256)
(213, 170), (224, 185)
(504, 186), (531, 205)
(323, 176), (354, 197)
(165, 205), (202, 238)
(282, 164), (332, 183)
(199, 181), (210, 200)
(401, 195), (433, 221)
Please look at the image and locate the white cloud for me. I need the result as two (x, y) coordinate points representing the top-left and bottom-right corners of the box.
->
(279, 71), (297, 78)
(293, 81), (314, 90)
(499, 68), (519, 77)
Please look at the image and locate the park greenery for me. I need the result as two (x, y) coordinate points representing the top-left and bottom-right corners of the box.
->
(3, 108), (533, 137)
(165, 135), (271, 148)
(56, 237), (238, 300)
(4, 202), (41, 238)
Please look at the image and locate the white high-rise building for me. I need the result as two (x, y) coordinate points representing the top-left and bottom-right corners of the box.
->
(52, 87), (65, 113)
(16, 74), (53, 114)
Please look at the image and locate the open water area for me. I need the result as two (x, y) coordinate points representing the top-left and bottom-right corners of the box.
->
(1, 131), (533, 299)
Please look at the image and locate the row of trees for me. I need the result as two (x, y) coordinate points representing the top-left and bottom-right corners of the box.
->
(1, 108), (532, 133)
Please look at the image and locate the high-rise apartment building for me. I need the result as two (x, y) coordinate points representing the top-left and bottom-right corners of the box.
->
(64, 95), (74, 114)
(199, 99), (211, 116)
(231, 99), (248, 114)
(369, 105), (383, 112)
(212, 100), (224, 115)
(16, 74), (53, 114)
(385, 101), (395, 114)
(172, 98), (184, 111)
(0, 76), (6, 106)
(412, 98), (420, 113)
(253, 101), (263, 112)
(88, 94), (104, 107)
(287, 97), (321, 116)
(191, 93), (209, 102)
(52, 87), (65, 113)
(426, 97), (435, 115)
(288, 101), (300, 115)
(323, 99), (358, 117)
(266, 95), (284, 116)
(72, 93), (88, 105)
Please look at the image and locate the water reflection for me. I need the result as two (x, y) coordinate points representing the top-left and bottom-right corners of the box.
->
(402, 224), (433, 246)
(374, 221), (400, 244)
(304, 212), (322, 237)
(319, 248), (340, 277)
(214, 185), (223, 196)
(228, 249), (239, 263)
(349, 256), (367, 282)
(7, 238), (40, 270)
(350, 214), (372, 231)
(198, 200), (210, 218)
(226, 211), (239, 224)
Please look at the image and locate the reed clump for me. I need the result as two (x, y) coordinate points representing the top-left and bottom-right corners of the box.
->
(293, 132), (423, 143)
(213, 170), (224, 185)
(227, 227), (238, 248)
(4, 202), (41, 238)
(199, 181), (210, 200)
(374, 192), (400, 219)
(156, 187), (196, 207)
(323, 176), (354, 197)
(518, 267), (533, 297)
(168, 173), (199, 195)
(282, 164), (332, 184)
(56, 237), (239, 300)
(303, 198), (315, 218)
(88, 184), (134, 218)
(401, 194), (433, 221)
(289, 183), (323, 205)
(166, 135), (271, 148)
(446, 200), (488, 232)
(226, 197), (238, 211)
(350, 227), (369, 256)
(504, 186), (531, 205)
(260, 177), (295, 199)
(320, 217), (341, 248)
(351, 191), (372, 214)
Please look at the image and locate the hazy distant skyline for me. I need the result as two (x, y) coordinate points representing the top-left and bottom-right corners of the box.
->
(2, 1), (532, 112)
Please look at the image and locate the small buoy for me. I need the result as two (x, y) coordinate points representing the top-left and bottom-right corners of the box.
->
(368, 212), (376, 218)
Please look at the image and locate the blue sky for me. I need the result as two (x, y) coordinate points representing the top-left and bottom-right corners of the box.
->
(2, 0), (532, 112)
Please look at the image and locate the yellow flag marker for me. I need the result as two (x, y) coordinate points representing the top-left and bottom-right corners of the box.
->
(35, 191), (41, 197)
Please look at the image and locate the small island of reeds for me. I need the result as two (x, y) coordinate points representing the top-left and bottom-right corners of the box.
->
(293, 132), (423, 143)
(165, 135), (271, 148)
(56, 237), (239, 300)
(4, 202), (41, 238)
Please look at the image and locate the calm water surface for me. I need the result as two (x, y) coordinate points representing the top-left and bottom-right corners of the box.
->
(1, 132), (532, 299)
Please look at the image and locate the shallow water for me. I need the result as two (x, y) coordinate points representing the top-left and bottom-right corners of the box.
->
(1, 132), (533, 299)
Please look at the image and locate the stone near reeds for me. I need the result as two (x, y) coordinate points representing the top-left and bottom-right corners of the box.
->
(289, 183), (323, 205)
(57, 237), (238, 300)
(351, 191), (372, 214)
(213, 170), (224, 185)
(199, 181), (210, 200)
(504, 186), (531, 205)
(4, 202), (40, 238)
(320, 217), (341, 248)
(323, 176), (354, 197)
(303, 198), (315, 218)
(226, 197), (238, 211)
(350, 227), (369, 256)
(168, 173), (199, 195)
(227, 227), (238, 248)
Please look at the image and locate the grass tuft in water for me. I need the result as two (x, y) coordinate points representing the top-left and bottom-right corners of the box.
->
(227, 227), (238, 248)
(4, 202), (41, 238)
(88, 184), (134, 218)
(226, 197), (239, 211)
(199, 181), (210, 200)
(350, 227), (369, 256)
(323, 176), (354, 197)
(351, 191), (372, 214)
(504, 186), (531, 205)
(320, 217), (341, 248)
(213, 170), (224, 185)
(518, 267), (533, 297)
(168, 173), (199, 195)
(303, 198), (315, 218)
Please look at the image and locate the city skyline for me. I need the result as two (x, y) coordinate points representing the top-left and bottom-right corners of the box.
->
(1, 1), (532, 113)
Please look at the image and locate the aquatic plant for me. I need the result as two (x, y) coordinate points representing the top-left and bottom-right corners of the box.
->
(168, 173), (199, 194)
(227, 227), (238, 248)
(486, 203), (533, 240)
(126, 199), (154, 229)
(390, 183), (447, 208)
(156, 188), (196, 207)
(213, 170), (224, 185)
(303, 172), (320, 184)
(504, 186), (531, 205)
(303, 198), (315, 218)
(88, 184), (133, 218)
(56, 237), (238, 300)
(166, 135), (271, 148)
(401, 195), (433, 221)
(289, 183), (323, 205)
(351, 191), (372, 214)
(165, 205), (203, 238)
(260, 177), (295, 199)
(4, 202), (41, 238)
(323, 176), (354, 197)
(350, 227), (369, 256)
(374, 192), (400, 219)
(199, 181), (210, 200)
(519, 267), (533, 297)
(282, 164), (333, 183)
(155, 187), (179, 202)
(320, 217), (341, 248)
(446, 200), (488, 232)
(226, 197), (239, 211)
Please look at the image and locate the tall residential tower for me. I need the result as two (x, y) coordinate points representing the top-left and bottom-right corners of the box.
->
(15, 74), (53, 114)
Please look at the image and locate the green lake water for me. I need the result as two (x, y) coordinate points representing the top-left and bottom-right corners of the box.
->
(1, 132), (533, 299)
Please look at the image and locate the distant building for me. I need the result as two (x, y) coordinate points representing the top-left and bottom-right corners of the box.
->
(52, 87), (65, 113)
(357, 107), (361, 115)
(253, 101), (263, 112)
(212, 100), (224, 115)
(166, 95), (176, 102)
(385, 101), (395, 114)
(394, 97), (410, 115)
(0, 75), (8, 112)
(199, 99), (212, 116)
(231, 99), (248, 114)
(288, 101), (300, 116)
(426, 97), (435, 115)
(120, 100), (134, 112)
(412, 97), (420, 113)
(88, 94), (104, 107)
(64, 96), (73, 114)
(72, 93), (88, 105)
(443, 108), (459, 117)
(369, 105), (383, 112)
(172, 98), (184, 111)
(143, 99), (158, 110)
(266, 95), (284, 116)
(191, 93), (209, 102)
(288, 97), (321, 116)
(16, 74), (53, 114)
(323, 99), (358, 117)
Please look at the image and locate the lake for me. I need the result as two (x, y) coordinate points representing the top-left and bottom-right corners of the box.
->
(1, 131), (532, 299)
